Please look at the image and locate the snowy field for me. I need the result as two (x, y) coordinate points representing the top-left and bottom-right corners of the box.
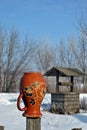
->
(0, 93), (87, 130)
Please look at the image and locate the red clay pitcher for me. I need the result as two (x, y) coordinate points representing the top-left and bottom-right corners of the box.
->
(17, 72), (46, 117)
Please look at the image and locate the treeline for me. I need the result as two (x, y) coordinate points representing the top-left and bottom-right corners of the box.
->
(0, 21), (87, 92)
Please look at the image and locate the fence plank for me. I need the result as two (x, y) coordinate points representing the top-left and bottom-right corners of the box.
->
(26, 117), (41, 130)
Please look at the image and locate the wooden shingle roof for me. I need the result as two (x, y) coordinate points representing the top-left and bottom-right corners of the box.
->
(44, 67), (85, 77)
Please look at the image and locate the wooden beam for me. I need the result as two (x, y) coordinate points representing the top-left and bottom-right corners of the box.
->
(58, 82), (73, 86)
(70, 76), (74, 92)
(56, 75), (59, 93)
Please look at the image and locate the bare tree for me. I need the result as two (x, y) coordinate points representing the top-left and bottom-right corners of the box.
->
(34, 42), (57, 72)
(0, 27), (5, 91)
(77, 18), (87, 86)
(0, 27), (37, 92)
(56, 38), (76, 68)
(57, 39), (66, 67)
(70, 36), (87, 72)
(70, 34), (87, 84)
(66, 37), (77, 68)
(77, 18), (87, 36)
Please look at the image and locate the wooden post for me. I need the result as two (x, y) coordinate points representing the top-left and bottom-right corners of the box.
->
(26, 117), (41, 130)
(56, 75), (59, 93)
(70, 76), (74, 92)
(0, 126), (4, 130)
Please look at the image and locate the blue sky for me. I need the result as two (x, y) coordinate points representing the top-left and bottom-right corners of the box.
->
(0, 0), (87, 45)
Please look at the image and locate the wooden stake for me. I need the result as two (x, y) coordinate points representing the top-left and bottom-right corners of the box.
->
(0, 126), (4, 130)
(26, 117), (41, 130)
(72, 128), (82, 130)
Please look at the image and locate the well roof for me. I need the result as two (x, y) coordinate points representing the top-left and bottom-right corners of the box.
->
(44, 67), (85, 77)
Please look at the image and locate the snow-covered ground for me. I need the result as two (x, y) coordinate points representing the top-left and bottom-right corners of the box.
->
(0, 93), (87, 130)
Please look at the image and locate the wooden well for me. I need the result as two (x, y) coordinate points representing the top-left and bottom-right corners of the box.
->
(51, 93), (79, 114)
(44, 67), (84, 114)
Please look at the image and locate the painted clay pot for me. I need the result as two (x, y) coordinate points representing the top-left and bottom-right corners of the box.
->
(17, 72), (46, 117)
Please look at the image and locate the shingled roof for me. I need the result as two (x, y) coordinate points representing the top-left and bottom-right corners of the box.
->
(44, 67), (85, 77)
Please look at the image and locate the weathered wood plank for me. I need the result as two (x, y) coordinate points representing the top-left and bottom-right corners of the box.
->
(51, 94), (64, 101)
(51, 93), (64, 98)
(64, 102), (79, 106)
(65, 94), (79, 98)
(65, 99), (79, 102)
(65, 106), (79, 110)
(58, 82), (73, 86)
(65, 109), (79, 114)
(26, 117), (41, 130)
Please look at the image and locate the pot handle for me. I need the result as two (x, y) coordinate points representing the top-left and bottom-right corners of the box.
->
(17, 93), (27, 111)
